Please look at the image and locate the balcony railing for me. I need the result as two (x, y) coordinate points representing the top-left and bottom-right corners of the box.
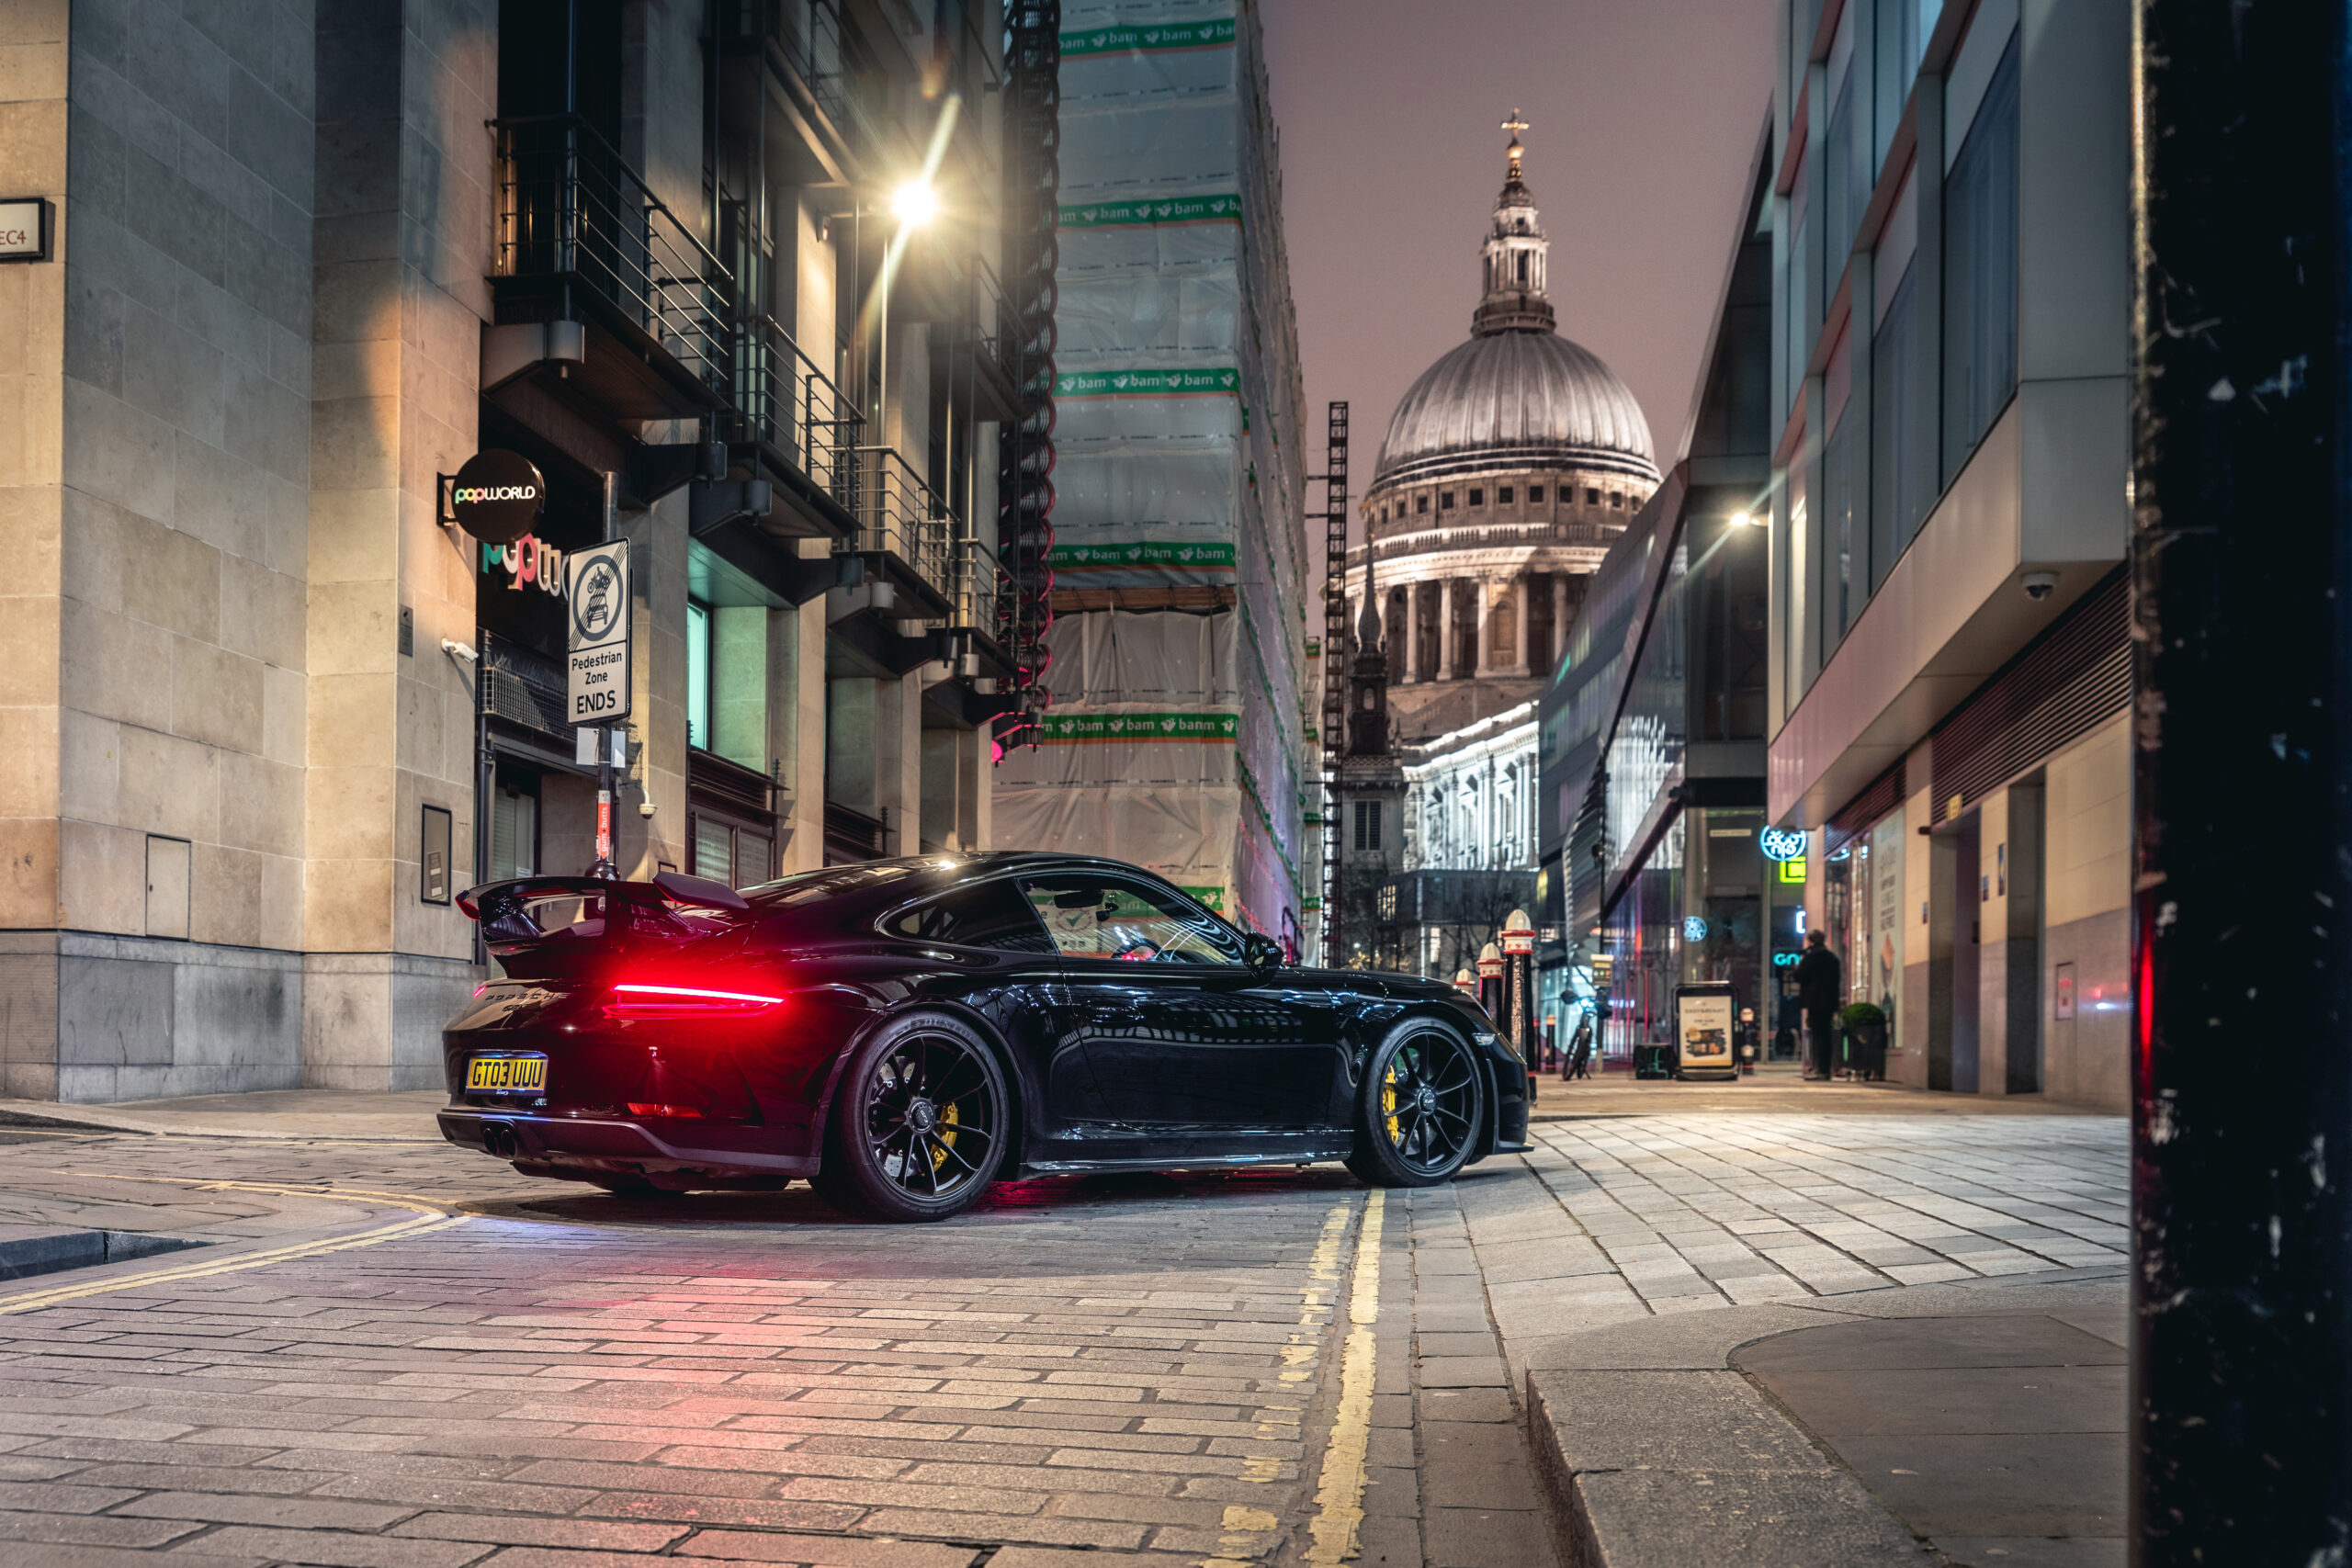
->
(1363, 518), (1619, 560)
(481, 633), (569, 743)
(731, 314), (862, 503)
(956, 536), (1001, 639)
(849, 446), (953, 604)
(492, 114), (733, 400)
(719, 0), (878, 155)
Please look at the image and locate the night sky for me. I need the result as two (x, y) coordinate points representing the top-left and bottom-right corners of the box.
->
(1259, 0), (1777, 539)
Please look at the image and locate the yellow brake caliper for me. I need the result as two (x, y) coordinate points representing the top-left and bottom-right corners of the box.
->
(932, 1100), (959, 1170)
(1382, 1064), (1401, 1145)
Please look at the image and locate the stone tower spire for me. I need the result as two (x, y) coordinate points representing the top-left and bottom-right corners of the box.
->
(1475, 110), (1556, 335)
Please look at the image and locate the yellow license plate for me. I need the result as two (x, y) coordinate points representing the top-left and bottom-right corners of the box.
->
(466, 1055), (547, 1094)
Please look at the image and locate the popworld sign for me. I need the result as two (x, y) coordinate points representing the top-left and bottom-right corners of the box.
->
(445, 449), (544, 544)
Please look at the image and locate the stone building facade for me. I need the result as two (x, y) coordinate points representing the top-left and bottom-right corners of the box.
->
(0, 0), (1022, 1101)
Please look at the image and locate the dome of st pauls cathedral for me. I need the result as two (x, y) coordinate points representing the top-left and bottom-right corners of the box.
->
(1347, 118), (1664, 751)
(1376, 332), (1657, 489)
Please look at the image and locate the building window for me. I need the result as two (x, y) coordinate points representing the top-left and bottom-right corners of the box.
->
(490, 775), (538, 880)
(1822, 404), (1860, 656)
(1441, 491), (1456, 510)
(1529, 485), (1544, 502)
(1498, 485), (1514, 504)
(1586, 487), (1600, 505)
(1871, 260), (1932, 576)
(1468, 488), (1485, 507)
(1353, 799), (1383, 853)
(1610, 492), (1623, 508)
(1943, 28), (2020, 480)
(686, 599), (711, 750)
(1417, 494), (1430, 513)
(691, 813), (775, 889)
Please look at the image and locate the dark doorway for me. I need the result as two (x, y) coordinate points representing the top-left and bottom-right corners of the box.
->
(1951, 811), (1982, 1093)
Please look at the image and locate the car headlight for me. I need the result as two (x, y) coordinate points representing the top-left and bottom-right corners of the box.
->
(1474, 1032), (1504, 1052)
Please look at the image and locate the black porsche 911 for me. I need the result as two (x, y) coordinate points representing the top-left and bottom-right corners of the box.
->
(437, 852), (1528, 1221)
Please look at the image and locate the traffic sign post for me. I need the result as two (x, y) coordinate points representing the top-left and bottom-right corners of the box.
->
(565, 542), (631, 877)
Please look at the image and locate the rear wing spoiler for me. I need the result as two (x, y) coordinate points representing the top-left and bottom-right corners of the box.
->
(458, 874), (752, 958)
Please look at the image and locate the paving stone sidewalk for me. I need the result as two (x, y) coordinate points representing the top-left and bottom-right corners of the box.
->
(1450, 1111), (2130, 1567)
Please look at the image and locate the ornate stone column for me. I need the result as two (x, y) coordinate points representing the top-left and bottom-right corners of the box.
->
(1515, 573), (1534, 677)
(1430, 576), (1448, 677)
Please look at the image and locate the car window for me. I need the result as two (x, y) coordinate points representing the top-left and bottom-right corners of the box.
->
(884, 879), (1053, 953)
(1018, 877), (1243, 966)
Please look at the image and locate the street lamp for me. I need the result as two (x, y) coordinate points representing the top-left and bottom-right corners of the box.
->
(891, 179), (939, 228)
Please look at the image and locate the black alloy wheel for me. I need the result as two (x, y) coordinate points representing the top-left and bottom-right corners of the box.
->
(1345, 1021), (1485, 1188)
(815, 1013), (1009, 1222)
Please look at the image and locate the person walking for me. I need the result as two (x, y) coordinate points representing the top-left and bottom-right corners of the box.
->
(1791, 930), (1843, 1081)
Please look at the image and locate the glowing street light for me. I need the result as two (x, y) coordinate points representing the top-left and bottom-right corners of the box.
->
(891, 179), (939, 227)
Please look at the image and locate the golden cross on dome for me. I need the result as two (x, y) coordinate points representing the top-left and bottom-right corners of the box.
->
(1501, 109), (1528, 175)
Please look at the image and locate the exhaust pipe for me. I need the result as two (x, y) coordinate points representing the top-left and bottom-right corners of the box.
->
(481, 1122), (520, 1159)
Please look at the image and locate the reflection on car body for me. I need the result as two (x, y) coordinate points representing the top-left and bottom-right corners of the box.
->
(437, 852), (1529, 1221)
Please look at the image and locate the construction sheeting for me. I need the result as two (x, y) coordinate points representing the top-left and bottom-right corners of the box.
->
(1035, 609), (1239, 705)
(1008, 0), (1306, 936)
(991, 784), (1241, 906)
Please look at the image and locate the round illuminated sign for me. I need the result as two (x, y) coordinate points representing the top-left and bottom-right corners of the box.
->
(1682, 916), (1709, 942)
(1759, 826), (1808, 863)
(448, 449), (545, 544)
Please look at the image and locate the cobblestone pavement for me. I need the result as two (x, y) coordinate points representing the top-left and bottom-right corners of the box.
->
(0, 1109), (2126, 1568)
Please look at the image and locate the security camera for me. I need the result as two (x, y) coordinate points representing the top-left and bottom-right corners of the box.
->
(638, 802), (657, 818)
(2022, 570), (2059, 602)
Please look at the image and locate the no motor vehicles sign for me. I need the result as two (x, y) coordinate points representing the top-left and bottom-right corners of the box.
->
(565, 542), (632, 725)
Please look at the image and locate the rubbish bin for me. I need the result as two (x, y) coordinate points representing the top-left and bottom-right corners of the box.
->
(1839, 1004), (1889, 1081)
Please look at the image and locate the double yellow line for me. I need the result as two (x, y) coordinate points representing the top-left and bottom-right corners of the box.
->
(1306, 1189), (1385, 1566)
(0, 1177), (469, 1316)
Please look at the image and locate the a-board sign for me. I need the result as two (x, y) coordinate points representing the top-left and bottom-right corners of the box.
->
(564, 541), (631, 725)
(1674, 983), (1738, 1080)
(448, 449), (545, 544)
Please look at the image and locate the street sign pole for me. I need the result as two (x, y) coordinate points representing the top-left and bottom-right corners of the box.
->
(2132, 2), (2352, 1557)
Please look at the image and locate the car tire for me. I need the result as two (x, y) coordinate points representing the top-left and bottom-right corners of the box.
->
(1344, 1020), (1486, 1189)
(814, 1011), (1011, 1223)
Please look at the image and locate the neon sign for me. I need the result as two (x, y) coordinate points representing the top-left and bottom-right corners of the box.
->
(1682, 916), (1708, 942)
(481, 533), (567, 597)
(1759, 827), (1808, 862)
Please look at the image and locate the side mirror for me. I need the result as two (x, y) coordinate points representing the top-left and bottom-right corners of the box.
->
(1242, 932), (1284, 970)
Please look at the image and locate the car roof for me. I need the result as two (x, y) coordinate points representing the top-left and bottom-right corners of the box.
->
(741, 852), (1183, 918)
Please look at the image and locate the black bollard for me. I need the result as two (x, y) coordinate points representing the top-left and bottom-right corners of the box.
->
(2132, 0), (2352, 1557)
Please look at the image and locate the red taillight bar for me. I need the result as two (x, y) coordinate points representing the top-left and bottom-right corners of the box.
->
(611, 983), (783, 1008)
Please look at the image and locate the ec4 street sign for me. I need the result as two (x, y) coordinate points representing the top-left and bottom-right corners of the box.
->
(564, 541), (631, 725)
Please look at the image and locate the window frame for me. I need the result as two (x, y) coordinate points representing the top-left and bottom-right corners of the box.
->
(1016, 872), (1247, 967)
(876, 875), (1055, 953)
